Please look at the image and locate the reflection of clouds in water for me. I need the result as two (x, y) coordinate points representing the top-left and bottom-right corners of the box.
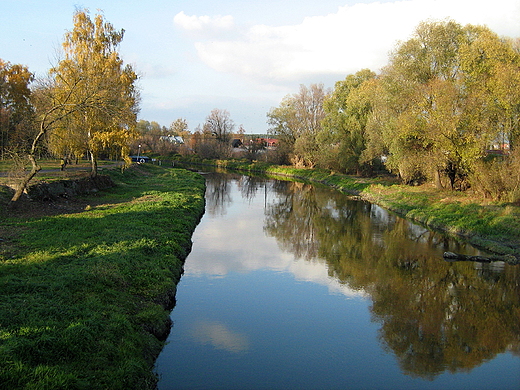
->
(185, 176), (367, 299)
(288, 259), (367, 299)
(185, 203), (291, 276)
(187, 217), (366, 298)
(189, 320), (250, 353)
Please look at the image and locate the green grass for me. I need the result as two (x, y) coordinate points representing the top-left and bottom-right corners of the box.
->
(0, 164), (206, 389)
(188, 159), (379, 193)
(359, 184), (520, 255)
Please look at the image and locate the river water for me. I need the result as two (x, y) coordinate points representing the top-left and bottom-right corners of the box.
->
(155, 172), (520, 390)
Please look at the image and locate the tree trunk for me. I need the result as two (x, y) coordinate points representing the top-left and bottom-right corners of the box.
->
(434, 169), (444, 189)
(446, 161), (457, 190)
(443, 251), (519, 265)
(10, 121), (46, 203)
(11, 154), (41, 202)
(89, 150), (98, 177)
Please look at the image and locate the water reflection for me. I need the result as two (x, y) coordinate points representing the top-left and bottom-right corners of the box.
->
(207, 173), (519, 378)
(157, 174), (520, 390)
(261, 178), (520, 379)
(189, 320), (251, 353)
(205, 172), (232, 216)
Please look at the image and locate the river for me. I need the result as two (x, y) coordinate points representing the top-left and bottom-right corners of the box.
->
(155, 171), (520, 390)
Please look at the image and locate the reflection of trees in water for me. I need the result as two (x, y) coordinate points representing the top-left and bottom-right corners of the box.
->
(369, 252), (520, 379)
(263, 179), (520, 379)
(204, 172), (520, 378)
(205, 173), (272, 215)
(205, 173), (232, 216)
(264, 182), (323, 260)
(236, 175), (266, 203)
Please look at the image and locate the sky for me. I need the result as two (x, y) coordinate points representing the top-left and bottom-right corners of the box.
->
(1, 0), (519, 134)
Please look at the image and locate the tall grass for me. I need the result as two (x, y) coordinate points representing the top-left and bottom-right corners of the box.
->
(0, 165), (206, 389)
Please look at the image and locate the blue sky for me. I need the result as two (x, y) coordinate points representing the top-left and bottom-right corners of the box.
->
(1, 0), (519, 133)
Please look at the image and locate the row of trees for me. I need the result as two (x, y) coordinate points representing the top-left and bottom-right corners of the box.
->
(1, 9), (139, 201)
(3, 16), (518, 201)
(133, 109), (247, 160)
(267, 20), (520, 200)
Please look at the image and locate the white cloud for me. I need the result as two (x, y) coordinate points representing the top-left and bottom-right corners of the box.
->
(174, 11), (235, 38)
(287, 258), (368, 298)
(175, 0), (520, 85)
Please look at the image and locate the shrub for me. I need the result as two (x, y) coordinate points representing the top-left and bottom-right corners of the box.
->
(469, 149), (520, 202)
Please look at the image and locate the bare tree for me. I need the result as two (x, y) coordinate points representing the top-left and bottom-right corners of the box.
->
(204, 108), (234, 143)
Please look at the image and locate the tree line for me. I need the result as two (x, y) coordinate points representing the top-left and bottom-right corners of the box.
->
(267, 20), (520, 201)
(133, 109), (264, 162)
(2, 16), (519, 202)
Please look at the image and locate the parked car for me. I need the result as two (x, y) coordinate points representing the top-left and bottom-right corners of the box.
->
(130, 155), (150, 163)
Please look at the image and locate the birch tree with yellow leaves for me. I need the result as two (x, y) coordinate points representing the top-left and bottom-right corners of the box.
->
(11, 9), (139, 202)
(50, 8), (140, 175)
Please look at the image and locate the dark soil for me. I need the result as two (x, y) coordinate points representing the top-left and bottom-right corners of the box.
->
(4, 194), (96, 219)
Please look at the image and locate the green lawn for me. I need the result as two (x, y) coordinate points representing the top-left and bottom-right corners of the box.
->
(0, 164), (206, 389)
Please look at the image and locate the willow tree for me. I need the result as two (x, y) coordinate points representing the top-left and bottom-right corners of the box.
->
(365, 20), (519, 189)
(267, 84), (328, 167)
(458, 28), (520, 199)
(319, 69), (376, 174)
(49, 9), (139, 176)
(364, 20), (467, 187)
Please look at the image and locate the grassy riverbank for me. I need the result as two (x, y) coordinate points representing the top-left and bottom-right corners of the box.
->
(0, 164), (206, 389)
(188, 159), (520, 259)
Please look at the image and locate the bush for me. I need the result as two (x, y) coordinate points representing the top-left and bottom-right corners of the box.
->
(263, 144), (291, 165)
(194, 139), (231, 160)
(469, 149), (520, 202)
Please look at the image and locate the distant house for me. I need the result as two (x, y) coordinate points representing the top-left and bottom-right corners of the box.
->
(160, 135), (184, 144)
(264, 138), (278, 148)
(252, 138), (278, 148)
(486, 141), (510, 156)
(232, 138), (243, 148)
